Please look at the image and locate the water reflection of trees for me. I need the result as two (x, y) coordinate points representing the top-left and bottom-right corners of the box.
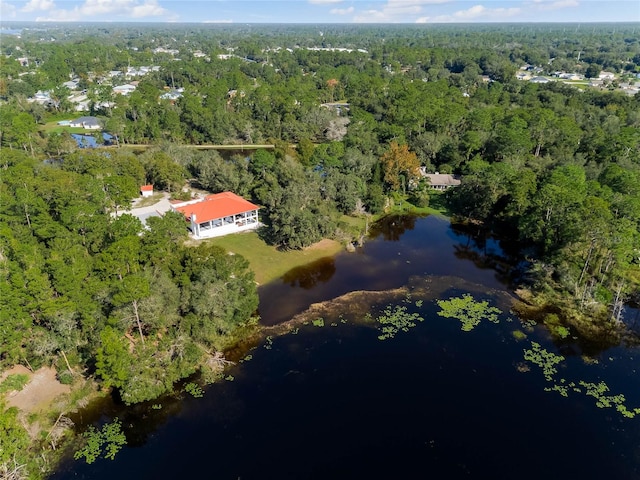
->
(67, 389), (184, 448)
(282, 257), (336, 289)
(369, 215), (417, 241)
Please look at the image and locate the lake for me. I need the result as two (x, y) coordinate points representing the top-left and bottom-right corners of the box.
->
(51, 215), (640, 480)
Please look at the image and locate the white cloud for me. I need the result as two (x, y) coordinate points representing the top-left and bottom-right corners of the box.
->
(0, 0), (17, 17)
(417, 4), (521, 22)
(330, 6), (354, 14)
(532, 0), (579, 10)
(131, 0), (166, 17)
(354, 0), (452, 23)
(21, 0), (54, 12)
(36, 0), (172, 21)
(308, 0), (343, 4)
(202, 19), (233, 23)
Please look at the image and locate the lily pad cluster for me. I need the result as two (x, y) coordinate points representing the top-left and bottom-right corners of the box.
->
(436, 294), (501, 331)
(376, 304), (424, 340)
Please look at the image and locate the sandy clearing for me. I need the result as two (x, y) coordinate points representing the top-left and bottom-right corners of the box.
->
(3, 366), (71, 414)
(304, 238), (341, 251)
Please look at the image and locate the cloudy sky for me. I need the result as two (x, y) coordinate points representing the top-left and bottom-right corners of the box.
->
(1, 0), (638, 23)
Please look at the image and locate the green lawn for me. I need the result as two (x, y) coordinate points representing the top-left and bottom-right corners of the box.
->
(204, 232), (344, 285)
(424, 191), (451, 217)
(39, 121), (98, 134)
(386, 191), (451, 218)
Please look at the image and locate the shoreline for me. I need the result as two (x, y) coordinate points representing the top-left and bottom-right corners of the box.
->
(5, 211), (634, 479)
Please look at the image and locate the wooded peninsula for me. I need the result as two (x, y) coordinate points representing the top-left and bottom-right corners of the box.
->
(0, 22), (639, 479)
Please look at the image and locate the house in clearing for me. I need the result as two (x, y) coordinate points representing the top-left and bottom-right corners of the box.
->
(112, 83), (137, 95)
(69, 116), (101, 130)
(421, 170), (461, 190)
(172, 192), (260, 239)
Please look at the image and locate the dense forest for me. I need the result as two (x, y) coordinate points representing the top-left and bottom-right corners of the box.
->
(0, 23), (639, 478)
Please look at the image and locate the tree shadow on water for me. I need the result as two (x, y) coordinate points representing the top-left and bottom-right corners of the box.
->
(369, 215), (417, 241)
(281, 257), (336, 289)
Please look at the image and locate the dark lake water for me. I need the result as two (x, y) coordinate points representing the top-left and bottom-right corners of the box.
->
(51, 215), (640, 480)
(258, 215), (516, 325)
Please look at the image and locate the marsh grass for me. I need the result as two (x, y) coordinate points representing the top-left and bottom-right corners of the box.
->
(0, 374), (29, 394)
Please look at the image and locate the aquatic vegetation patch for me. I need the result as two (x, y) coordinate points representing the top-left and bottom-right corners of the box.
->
(552, 325), (571, 339)
(376, 304), (424, 340)
(578, 381), (640, 418)
(74, 419), (127, 464)
(312, 318), (325, 328)
(184, 382), (204, 398)
(436, 294), (502, 331)
(522, 342), (640, 419)
(511, 330), (527, 341)
(523, 342), (565, 381)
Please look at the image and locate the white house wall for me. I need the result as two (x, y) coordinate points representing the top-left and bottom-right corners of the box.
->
(190, 210), (260, 239)
(194, 220), (260, 239)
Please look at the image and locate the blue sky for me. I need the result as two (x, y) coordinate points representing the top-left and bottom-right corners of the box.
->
(1, 0), (638, 23)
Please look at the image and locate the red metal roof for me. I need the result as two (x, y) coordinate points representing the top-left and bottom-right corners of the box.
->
(140, 185), (154, 191)
(174, 192), (259, 224)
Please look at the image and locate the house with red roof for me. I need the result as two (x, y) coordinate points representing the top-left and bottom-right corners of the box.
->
(172, 191), (260, 239)
(140, 185), (154, 197)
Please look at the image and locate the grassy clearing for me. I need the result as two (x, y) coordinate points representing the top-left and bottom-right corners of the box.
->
(132, 193), (164, 208)
(204, 232), (344, 285)
(39, 121), (96, 134)
(386, 191), (451, 217)
(424, 191), (451, 216)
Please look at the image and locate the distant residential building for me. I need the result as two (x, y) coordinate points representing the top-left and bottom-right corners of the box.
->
(558, 73), (583, 81)
(70, 100), (89, 112)
(70, 116), (101, 130)
(68, 93), (87, 103)
(160, 88), (184, 101)
(112, 84), (137, 95)
(153, 47), (179, 55)
(599, 71), (615, 80)
(421, 170), (461, 190)
(33, 90), (51, 103)
(320, 102), (350, 115)
(529, 76), (550, 84)
(62, 80), (79, 90)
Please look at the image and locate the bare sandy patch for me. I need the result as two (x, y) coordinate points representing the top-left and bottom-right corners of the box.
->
(304, 238), (342, 252)
(4, 367), (71, 414)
